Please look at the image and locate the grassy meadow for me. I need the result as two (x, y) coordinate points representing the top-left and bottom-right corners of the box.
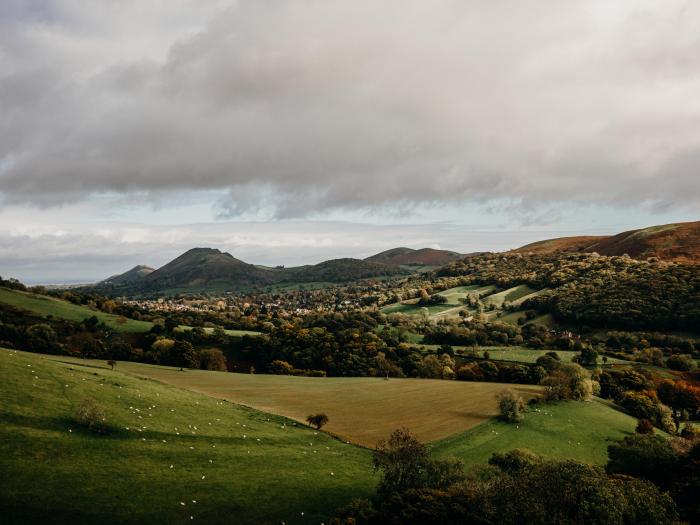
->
(0, 287), (152, 333)
(433, 398), (638, 467)
(0, 349), (375, 525)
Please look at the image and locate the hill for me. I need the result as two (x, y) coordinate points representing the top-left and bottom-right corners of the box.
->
(0, 349), (375, 524)
(284, 258), (406, 283)
(102, 250), (406, 295)
(365, 247), (463, 266)
(101, 265), (154, 285)
(514, 220), (700, 263)
(0, 287), (152, 333)
(137, 248), (279, 292)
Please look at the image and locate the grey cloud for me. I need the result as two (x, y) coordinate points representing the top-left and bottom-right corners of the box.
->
(1, 0), (699, 217)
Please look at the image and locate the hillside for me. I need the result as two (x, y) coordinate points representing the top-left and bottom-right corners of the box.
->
(365, 247), (462, 266)
(0, 349), (374, 524)
(514, 220), (700, 263)
(0, 287), (152, 333)
(101, 265), (154, 285)
(103, 250), (406, 295)
(137, 248), (279, 292)
(284, 258), (406, 283)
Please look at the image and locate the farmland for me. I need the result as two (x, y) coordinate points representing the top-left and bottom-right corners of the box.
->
(44, 356), (542, 447)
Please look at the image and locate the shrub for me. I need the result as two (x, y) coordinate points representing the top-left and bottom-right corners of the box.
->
(636, 418), (654, 435)
(667, 354), (695, 371)
(496, 390), (525, 423)
(74, 398), (107, 433)
(268, 359), (294, 375)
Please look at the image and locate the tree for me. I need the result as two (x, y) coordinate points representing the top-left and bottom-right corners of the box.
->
(496, 390), (525, 422)
(636, 418), (654, 435)
(199, 348), (227, 371)
(574, 344), (599, 366)
(171, 340), (198, 371)
(541, 363), (596, 401)
(306, 413), (328, 430)
(372, 428), (464, 498)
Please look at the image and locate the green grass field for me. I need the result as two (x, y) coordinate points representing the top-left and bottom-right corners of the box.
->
(0, 287), (152, 333)
(0, 349), (375, 525)
(380, 302), (455, 316)
(175, 326), (261, 337)
(433, 398), (637, 466)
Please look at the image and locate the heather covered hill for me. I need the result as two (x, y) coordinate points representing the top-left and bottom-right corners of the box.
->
(513, 221), (700, 263)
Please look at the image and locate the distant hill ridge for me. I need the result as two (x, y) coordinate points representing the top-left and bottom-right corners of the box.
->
(514, 220), (700, 263)
(365, 247), (463, 266)
(98, 247), (417, 294)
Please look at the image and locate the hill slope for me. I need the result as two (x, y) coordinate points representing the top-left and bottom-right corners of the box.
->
(514, 221), (700, 263)
(139, 248), (279, 292)
(101, 265), (154, 285)
(0, 287), (152, 333)
(0, 349), (375, 525)
(284, 258), (406, 283)
(366, 247), (462, 266)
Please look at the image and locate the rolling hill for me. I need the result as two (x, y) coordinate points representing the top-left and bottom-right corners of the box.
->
(138, 248), (279, 292)
(101, 249), (406, 295)
(100, 265), (154, 285)
(284, 258), (406, 283)
(514, 220), (700, 263)
(365, 247), (463, 266)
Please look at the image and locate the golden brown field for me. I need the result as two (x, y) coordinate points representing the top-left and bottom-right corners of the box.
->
(49, 357), (541, 447)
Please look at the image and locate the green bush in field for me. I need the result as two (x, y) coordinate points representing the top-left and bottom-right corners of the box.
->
(74, 398), (107, 433)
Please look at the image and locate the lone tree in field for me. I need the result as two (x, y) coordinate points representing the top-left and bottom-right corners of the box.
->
(107, 359), (116, 370)
(496, 389), (525, 423)
(306, 413), (329, 430)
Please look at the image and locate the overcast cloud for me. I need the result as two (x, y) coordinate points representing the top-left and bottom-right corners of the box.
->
(1, 1), (699, 281)
(2, 0), (700, 216)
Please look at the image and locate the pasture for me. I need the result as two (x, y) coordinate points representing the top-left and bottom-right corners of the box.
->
(433, 398), (638, 466)
(47, 357), (542, 447)
(0, 349), (375, 525)
(0, 287), (152, 333)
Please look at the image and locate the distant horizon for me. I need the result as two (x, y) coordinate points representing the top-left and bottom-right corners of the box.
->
(2, 1), (699, 283)
(7, 218), (698, 285)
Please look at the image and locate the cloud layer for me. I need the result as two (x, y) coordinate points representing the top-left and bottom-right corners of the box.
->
(2, 0), (700, 218)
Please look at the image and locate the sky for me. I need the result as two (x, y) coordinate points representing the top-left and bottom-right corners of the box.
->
(1, 0), (699, 283)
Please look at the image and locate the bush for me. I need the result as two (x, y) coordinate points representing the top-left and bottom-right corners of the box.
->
(667, 354), (695, 371)
(74, 398), (107, 433)
(268, 359), (294, 375)
(496, 390), (525, 422)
